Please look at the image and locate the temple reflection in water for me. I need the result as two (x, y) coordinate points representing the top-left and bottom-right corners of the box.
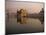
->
(5, 1), (44, 34)
(17, 8), (44, 24)
(17, 9), (28, 24)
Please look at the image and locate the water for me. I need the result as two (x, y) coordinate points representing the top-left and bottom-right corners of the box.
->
(6, 17), (44, 34)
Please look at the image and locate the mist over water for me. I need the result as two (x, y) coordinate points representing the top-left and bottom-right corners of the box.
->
(6, 1), (44, 34)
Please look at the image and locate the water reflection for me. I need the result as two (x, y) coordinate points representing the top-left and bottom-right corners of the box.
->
(6, 17), (44, 34)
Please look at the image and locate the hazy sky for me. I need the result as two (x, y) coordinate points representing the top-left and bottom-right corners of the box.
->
(6, 0), (44, 14)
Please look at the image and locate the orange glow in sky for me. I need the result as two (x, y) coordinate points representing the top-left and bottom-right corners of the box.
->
(6, 1), (44, 14)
